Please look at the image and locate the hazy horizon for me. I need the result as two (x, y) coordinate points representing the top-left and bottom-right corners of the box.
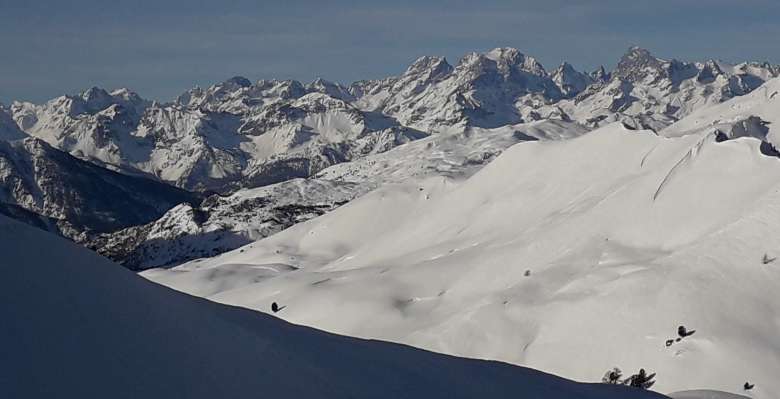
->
(2, 0), (779, 103)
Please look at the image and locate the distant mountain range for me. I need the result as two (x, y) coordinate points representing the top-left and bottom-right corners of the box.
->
(1, 46), (778, 268)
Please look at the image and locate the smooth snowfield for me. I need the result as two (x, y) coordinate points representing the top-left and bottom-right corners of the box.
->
(0, 215), (668, 399)
(670, 391), (750, 399)
(147, 120), (780, 398)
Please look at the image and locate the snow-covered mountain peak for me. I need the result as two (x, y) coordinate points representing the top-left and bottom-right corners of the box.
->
(551, 62), (594, 98)
(0, 104), (27, 140)
(484, 47), (547, 75)
(350, 47), (776, 133)
(80, 86), (113, 107)
(178, 76), (254, 112)
(623, 46), (659, 63)
(555, 61), (576, 72)
(73, 86), (151, 116)
(464, 47), (548, 79)
(484, 46), (521, 60)
(305, 78), (354, 101)
(110, 87), (141, 98)
(455, 51), (495, 74)
(611, 46), (712, 88)
(91, 87), (147, 112)
(541, 49), (780, 131)
(390, 56), (453, 92)
(590, 65), (610, 83)
(405, 55), (453, 77)
(612, 46), (668, 83)
(695, 60), (726, 83)
(449, 49), (560, 103)
(256, 78), (307, 95)
(611, 48), (736, 88)
(347, 55), (455, 115)
(291, 91), (352, 109)
(179, 78), (308, 114)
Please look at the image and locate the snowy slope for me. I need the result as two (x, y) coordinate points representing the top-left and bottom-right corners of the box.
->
(316, 119), (587, 185)
(0, 214), (667, 399)
(97, 178), (358, 270)
(103, 119), (586, 269)
(670, 391), (751, 399)
(660, 77), (780, 149)
(146, 118), (780, 397)
(551, 62), (596, 98)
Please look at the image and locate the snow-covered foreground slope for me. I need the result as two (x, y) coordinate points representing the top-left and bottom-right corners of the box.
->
(670, 391), (750, 399)
(146, 119), (780, 397)
(0, 215), (666, 399)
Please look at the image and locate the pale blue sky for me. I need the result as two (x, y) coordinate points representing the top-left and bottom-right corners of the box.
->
(1, 0), (778, 103)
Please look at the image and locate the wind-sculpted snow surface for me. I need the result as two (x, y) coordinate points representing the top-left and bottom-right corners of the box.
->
(146, 115), (780, 398)
(0, 215), (669, 399)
